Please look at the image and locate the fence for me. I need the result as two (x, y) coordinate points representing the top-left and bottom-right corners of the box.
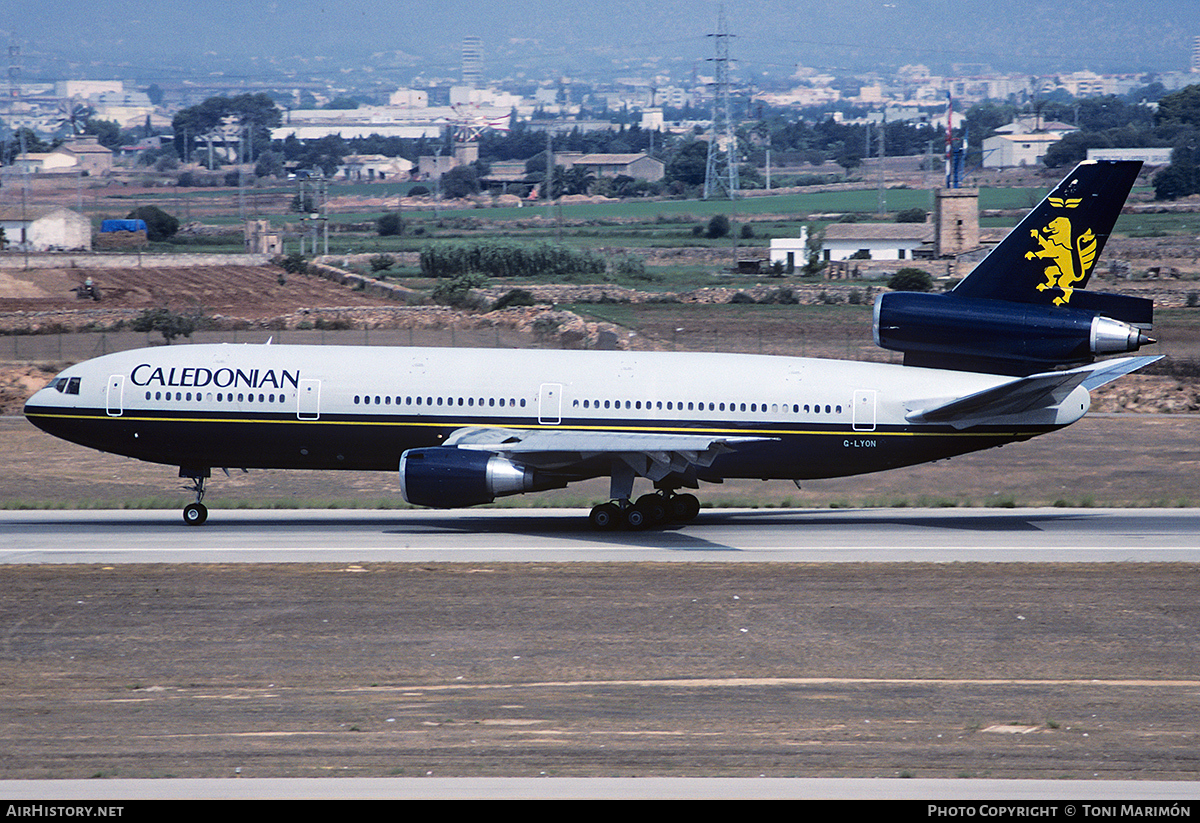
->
(4, 324), (1194, 368)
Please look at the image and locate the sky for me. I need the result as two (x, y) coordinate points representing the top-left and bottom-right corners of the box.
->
(5, 0), (1198, 86)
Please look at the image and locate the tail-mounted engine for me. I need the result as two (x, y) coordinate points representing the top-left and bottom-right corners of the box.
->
(874, 291), (1155, 375)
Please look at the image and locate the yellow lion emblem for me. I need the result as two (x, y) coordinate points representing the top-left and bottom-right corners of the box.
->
(1025, 216), (1097, 306)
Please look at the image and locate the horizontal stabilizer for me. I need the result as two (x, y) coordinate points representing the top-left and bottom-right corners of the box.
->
(906, 356), (1161, 425)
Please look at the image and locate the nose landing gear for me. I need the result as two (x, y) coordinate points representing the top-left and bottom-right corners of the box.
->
(181, 467), (210, 526)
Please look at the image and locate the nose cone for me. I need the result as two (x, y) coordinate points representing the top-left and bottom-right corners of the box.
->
(23, 375), (68, 437)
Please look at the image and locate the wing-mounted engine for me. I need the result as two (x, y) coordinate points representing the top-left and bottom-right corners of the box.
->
(874, 290), (1155, 375)
(399, 446), (566, 508)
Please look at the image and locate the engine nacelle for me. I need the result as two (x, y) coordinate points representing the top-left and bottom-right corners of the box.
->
(399, 447), (539, 508)
(873, 291), (1154, 374)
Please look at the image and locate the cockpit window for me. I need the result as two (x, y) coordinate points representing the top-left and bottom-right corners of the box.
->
(48, 377), (81, 395)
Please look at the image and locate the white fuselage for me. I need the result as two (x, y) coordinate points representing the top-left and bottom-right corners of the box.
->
(24, 343), (1089, 486)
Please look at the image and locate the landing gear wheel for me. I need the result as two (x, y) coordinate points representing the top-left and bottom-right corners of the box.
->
(624, 505), (647, 529)
(670, 493), (701, 522)
(634, 494), (668, 527)
(589, 502), (621, 530)
(183, 502), (208, 526)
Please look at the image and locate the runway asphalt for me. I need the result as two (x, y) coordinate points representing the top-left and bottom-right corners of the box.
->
(1, 506), (1198, 564)
(3, 507), (1198, 799)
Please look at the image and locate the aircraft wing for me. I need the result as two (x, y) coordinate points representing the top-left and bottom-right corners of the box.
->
(906, 355), (1161, 427)
(444, 426), (774, 482)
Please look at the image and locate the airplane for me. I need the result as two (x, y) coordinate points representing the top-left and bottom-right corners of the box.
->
(24, 159), (1159, 529)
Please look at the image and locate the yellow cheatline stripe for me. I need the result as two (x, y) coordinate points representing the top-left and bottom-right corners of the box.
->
(25, 409), (1047, 440)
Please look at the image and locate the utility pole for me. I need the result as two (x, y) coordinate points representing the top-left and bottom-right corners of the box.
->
(877, 110), (887, 214)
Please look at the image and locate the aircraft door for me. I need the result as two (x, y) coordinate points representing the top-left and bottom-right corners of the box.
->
(106, 374), (124, 417)
(297, 379), (321, 420)
(538, 382), (562, 425)
(852, 389), (876, 432)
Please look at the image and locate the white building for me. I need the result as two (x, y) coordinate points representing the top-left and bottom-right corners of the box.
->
(1087, 147), (1173, 165)
(982, 133), (1064, 167)
(982, 119), (1077, 168)
(0, 206), (92, 251)
(821, 224), (932, 262)
(338, 154), (414, 181)
(768, 230), (810, 271)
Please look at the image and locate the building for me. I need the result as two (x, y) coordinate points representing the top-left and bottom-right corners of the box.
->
(1087, 147), (1173, 165)
(338, 154), (414, 181)
(462, 36), (483, 87)
(0, 206), (92, 251)
(417, 155), (459, 180)
(934, 188), (980, 257)
(4, 137), (113, 176)
(821, 223), (933, 262)
(768, 230), (810, 271)
(558, 153), (665, 182)
(53, 136), (114, 176)
(982, 119), (1076, 168)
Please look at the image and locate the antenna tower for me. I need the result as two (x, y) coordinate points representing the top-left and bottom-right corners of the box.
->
(703, 7), (739, 200)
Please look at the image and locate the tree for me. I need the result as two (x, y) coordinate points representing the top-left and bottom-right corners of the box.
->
(127, 205), (179, 241)
(172, 93), (281, 164)
(705, 214), (731, 239)
(561, 165), (596, 196)
(3, 128), (53, 164)
(254, 150), (284, 179)
(432, 273), (487, 309)
(802, 226), (825, 276)
(131, 308), (197, 343)
(1156, 85), (1200, 129)
(84, 119), (122, 150)
(664, 139), (708, 187)
(441, 165), (480, 199)
(295, 134), (347, 177)
(888, 268), (934, 292)
(895, 208), (926, 223)
(835, 148), (862, 178)
(376, 213), (403, 236)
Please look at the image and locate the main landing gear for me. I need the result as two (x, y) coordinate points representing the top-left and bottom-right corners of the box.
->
(181, 467), (210, 526)
(588, 491), (701, 531)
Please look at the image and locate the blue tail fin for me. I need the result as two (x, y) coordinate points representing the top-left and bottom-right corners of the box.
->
(951, 159), (1141, 307)
(875, 159), (1154, 375)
